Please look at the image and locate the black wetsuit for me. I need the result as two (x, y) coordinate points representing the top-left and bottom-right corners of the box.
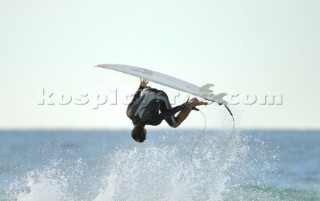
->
(126, 87), (185, 126)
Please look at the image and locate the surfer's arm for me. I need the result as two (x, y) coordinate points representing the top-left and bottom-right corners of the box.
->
(128, 86), (144, 106)
(128, 79), (150, 105)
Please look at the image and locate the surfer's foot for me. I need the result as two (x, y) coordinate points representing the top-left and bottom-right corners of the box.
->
(184, 98), (207, 109)
(194, 99), (208, 106)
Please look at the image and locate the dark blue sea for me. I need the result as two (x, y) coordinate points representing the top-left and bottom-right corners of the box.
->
(0, 129), (319, 201)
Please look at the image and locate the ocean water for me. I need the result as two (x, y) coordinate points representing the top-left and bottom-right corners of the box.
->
(0, 129), (319, 201)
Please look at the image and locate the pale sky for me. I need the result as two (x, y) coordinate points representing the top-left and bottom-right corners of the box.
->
(0, 0), (319, 129)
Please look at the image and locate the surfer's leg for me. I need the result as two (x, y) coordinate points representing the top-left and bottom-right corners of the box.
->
(158, 96), (192, 128)
(171, 107), (192, 128)
(170, 98), (207, 128)
(158, 93), (177, 127)
(158, 92), (198, 128)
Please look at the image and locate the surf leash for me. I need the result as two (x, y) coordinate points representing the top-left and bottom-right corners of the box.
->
(190, 109), (207, 163)
(214, 106), (235, 168)
(190, 101), (235, 169)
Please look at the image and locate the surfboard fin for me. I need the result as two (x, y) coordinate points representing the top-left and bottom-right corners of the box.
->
(200, 83), (214, 92)
(212, 93), (228, 104)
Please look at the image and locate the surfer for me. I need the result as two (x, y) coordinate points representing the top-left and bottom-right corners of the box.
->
(127, 79), (208, 142)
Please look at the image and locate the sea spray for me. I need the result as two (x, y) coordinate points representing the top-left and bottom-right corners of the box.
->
(92, 129), (248, 201)
(9, 159), (88, 201)
(16, 169), (67, 201)
(5, 129), (283, 201)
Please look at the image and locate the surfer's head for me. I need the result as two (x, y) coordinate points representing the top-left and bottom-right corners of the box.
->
(131, 125), (146, 143)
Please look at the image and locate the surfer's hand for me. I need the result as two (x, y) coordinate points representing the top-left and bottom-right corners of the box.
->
(140, 78), (149, 88)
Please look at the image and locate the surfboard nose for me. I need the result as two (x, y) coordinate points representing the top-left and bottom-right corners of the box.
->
(95, 64), (109, 68)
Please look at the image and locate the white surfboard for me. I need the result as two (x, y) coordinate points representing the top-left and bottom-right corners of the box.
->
(95, 64), (228, 105)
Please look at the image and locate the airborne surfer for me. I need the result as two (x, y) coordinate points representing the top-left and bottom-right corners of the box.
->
(127, 79), (208, 142)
